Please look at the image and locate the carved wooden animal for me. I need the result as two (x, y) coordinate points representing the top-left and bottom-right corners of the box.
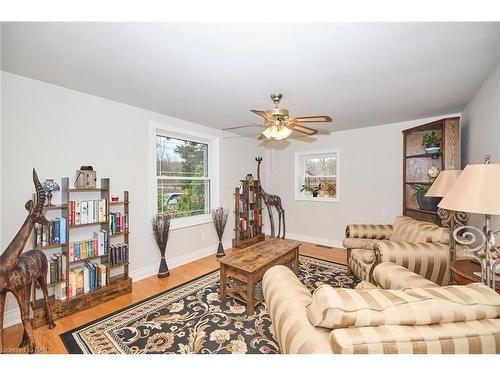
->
(256, 157), (285, 239)
(0, 169), (56, 354)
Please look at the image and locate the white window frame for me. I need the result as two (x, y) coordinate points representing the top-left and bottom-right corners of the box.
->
(149, 121), (220, 230)
(294, 149), (340, 203)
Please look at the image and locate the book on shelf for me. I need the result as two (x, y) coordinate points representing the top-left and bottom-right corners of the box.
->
(47, 253), (66, 284)
(109, 212), (129, 235)
(55, 281), (67, 301)
(110, 243), (129, 267)
(68, 230), (108, 262)
(68, 262), (107, 298)
(69, 199), (107, 226)
(36, 217), (67, 247)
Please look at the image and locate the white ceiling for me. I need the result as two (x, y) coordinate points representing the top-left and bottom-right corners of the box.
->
(2, 22), (500, 135)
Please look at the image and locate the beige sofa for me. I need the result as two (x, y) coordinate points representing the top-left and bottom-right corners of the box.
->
(262, 262), (500, 354)
(344, 216), (457, 285)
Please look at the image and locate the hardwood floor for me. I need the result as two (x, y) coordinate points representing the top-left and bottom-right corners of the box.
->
(2, 241), (346, 354)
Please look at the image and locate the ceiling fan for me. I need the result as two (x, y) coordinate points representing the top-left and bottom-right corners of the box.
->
(223, 93), (333, 140)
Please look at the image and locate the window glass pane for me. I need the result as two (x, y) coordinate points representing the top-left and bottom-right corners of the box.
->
(156, 135), (208, 177)
(157, 179), (210, 218)
(305, 155), (337, 176)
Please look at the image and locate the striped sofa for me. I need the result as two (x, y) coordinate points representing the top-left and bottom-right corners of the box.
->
(262, 262), (500, 354)
(344, 216), (455, 285)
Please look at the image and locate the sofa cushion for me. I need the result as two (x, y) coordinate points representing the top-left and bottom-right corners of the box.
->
(389, 216), (449, 244)
(373, 262), (439, 289)
(306, 283), (500, 330)
(330, 319), (500, 354)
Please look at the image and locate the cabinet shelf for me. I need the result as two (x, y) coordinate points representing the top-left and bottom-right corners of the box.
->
(35, 242), (68, 250)
(406, 153), (442, 159)
(69, 221), (108, 229)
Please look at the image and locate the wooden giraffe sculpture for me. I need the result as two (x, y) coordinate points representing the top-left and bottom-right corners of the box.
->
(256, 157), (285, 239)
(0, 169), (56, 354)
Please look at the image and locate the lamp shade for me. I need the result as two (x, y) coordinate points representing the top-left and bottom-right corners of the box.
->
(426, 170), (462, 197)
(438, 164), (500, 215)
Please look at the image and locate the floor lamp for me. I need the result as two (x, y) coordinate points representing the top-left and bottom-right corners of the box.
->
(438, 157), (500, 288)
(426, 170), (468, 265)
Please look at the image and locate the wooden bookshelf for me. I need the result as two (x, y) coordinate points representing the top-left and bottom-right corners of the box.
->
(31, 177), (131, 328)
(402, 117), (460, 225)
(232, 178), (265, 249)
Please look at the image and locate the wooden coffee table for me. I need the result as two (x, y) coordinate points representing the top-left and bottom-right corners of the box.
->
(219, 238), (301, 315)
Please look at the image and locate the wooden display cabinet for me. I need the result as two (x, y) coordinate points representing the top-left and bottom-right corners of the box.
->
(402, 117), (460, 225)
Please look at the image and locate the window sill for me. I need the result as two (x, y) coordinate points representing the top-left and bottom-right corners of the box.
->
(295, 196), (340, 203)
(170, 214), (213, 231)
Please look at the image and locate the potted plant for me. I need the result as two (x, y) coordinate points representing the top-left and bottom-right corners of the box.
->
(301, 183), (321, 197)
(411, 184), (441, 212)
(422, 131), (442, 156)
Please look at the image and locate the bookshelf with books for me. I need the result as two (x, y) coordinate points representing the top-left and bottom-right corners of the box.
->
(232, 178), (265, 249)
(31, 177), (131, 328)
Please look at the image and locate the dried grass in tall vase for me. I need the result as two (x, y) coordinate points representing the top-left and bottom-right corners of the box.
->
(152, 214), (171, 278)
(212, 207), (228, 258)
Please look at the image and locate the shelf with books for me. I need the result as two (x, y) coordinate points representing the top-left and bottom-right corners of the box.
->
(68, 221), (108, 229)
(35, 242), (68, 250)
(30, 177), (131, 328)
(42, 204), (68, 211)
(232, 178), (265, 249)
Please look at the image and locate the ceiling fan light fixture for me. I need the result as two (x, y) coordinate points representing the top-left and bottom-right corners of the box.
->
(262, 125), (292, 140)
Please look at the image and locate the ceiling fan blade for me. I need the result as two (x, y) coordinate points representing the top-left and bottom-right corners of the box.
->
(292, 124), (319, 136)
(250, 109), (274, 122)
(293, 115), (332, 123)
(222, 124), (264, 131)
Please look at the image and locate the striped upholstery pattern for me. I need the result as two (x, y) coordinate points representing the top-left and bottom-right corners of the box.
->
(390, 216), (449, 244)
(307, 283), (500, 330)
(373, 262), (439, 289)
(262, 265), (333, 354)
(348, 249), (372, 282)
(345, 224), (393, 240)
(330, 319), (500, 354)
(343, 237), (380, 251)
(375, 241), (450, 286)
(262, 265), (500, 354)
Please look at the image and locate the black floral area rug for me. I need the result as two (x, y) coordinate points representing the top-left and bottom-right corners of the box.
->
(60, 255), (358, 354)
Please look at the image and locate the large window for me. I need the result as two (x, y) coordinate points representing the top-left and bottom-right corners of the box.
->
(154, 125), (218, 223)
(295, 149), (340, 202)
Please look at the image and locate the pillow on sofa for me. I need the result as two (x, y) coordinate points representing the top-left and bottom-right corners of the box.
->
(390, 216), (449, 243)
(306, 283), (500, 330)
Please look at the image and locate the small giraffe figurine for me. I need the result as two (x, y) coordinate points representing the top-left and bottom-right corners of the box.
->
(0, 169), (56, 354)
(256, 157), (285, 239)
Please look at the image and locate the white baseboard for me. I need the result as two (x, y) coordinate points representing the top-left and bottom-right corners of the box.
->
(2, 240), (232, 329)
(279, 232), (344, 249)
(130, 240), (232, 282)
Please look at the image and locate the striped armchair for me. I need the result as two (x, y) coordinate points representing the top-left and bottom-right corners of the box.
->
(344, 216), (452, 285)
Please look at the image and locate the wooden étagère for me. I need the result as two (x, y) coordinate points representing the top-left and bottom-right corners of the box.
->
(30, 177), (132, 328)
(402, 117), (460, 225)
(232, 178), (265, 249)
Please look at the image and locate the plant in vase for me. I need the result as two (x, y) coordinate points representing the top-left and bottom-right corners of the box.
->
(301, 183), (321, 197)
(152, 213), (171, 278)
(422, 131), (442, 157)
(212, 207), (228, 258)
(411, 184), (441, 212)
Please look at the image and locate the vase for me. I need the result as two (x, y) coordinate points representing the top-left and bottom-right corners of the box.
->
(416, 195), (441, 212)
(158, 256), (170, 278)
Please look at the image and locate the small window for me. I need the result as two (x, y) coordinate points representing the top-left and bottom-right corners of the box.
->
(156, 134), (210, 218)
(295, 149), (340, 202)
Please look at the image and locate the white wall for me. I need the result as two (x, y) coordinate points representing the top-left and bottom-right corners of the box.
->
(261, 115), (457, 246)
(461, 62), (500, 228)
(0, 72), (259, 326)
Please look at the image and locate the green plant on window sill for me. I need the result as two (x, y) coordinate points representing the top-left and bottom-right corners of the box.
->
(301, 183), (322, 197)
(422, 131), (442, 147)
(410, 184), (430, 197)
